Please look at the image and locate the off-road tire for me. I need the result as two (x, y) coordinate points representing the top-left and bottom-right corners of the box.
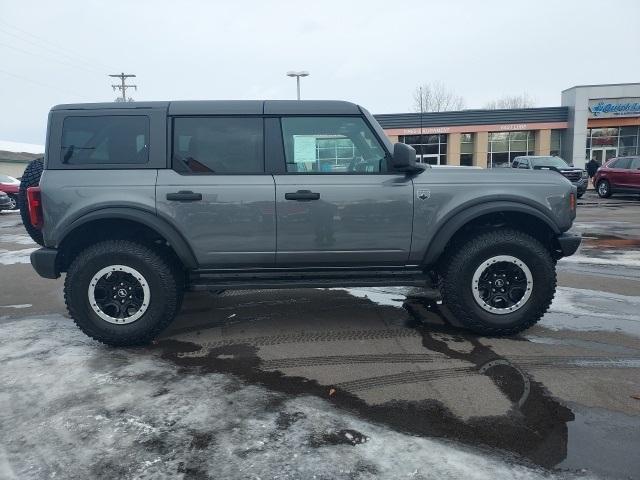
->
(440, 228), (556, 336)
(65, 240), (182, 346)
(596, 179), (612, 198)
(18, 158), (44, 246)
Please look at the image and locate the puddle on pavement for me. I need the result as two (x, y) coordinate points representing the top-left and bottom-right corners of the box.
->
(155, 289), (640, 477)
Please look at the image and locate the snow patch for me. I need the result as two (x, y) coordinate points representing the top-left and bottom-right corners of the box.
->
(0, 140), (44, 154)
(0, 304), (31, 309)
(559, 250), (640, 267)
(0, 315), (589, 480)
(542, 287), (640, 336)
(0, 234), (36, 246)
(0, 248), (37, 265)
(331, 287), (413, 308)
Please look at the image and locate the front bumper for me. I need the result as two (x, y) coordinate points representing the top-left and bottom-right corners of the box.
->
(30, 248), (60, 279)
(573, 178), (588, 194)
(556, 233), (582, 258)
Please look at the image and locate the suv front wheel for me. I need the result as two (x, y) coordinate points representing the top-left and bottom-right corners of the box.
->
(65, 240), (183, 346)
(440, 228), (555, 335)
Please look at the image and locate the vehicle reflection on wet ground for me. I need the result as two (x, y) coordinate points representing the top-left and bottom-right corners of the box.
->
(157, 287), (640, 478)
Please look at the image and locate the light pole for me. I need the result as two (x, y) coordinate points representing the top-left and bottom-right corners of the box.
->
(286, 71), (309, 100)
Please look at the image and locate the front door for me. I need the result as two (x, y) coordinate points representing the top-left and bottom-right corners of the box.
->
(274, 116), (414, 266)
(591, 148), (617, 165)
(156, 116), (276, 268)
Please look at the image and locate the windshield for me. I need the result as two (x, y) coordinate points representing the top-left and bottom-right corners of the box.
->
(531, 157), (569, 168)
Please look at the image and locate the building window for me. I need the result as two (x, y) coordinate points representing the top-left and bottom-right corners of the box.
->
(399, 134), (447, 165)
(487, 131), (535, 168)
(550, 130), (562, 157)
(585, 126), (639, 163)
(460, 133), (474, 166)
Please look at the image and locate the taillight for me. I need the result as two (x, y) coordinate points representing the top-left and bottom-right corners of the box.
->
(27, 186), (43, 229)
(569, 192), (576, 212)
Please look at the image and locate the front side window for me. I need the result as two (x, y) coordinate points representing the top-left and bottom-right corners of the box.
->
(61, 116), (149, 164)
(172, 117), (263, 174)
(281, 117), (387, 173)
(612, 158), (632, 169)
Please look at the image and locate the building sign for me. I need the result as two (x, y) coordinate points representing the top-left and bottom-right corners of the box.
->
(589, 98), (640, 118)
(402, 127), (450, 135)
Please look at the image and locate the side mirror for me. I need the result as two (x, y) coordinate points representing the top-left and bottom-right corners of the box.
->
(391, 142), (417, 171)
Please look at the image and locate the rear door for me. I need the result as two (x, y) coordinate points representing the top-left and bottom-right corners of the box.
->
(609, 157), (631, 189)
(156, 116), (276, 268)
(626, 157), (640, 191)
(272, 115), (414, 266)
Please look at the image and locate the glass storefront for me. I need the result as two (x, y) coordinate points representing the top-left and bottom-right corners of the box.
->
(460, 133), (474, 166)
(399, 134), (447, 165)
(550, 130), (562, 157)
(487, 131), (535, 168)
(586, 126), (640, 164)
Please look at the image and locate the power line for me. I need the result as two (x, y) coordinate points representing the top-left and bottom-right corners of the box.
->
(109, 72), (137, 102)
(0, 40), (105, 77)
(0, 19), (118, 72)
(0, 68), (92, 100)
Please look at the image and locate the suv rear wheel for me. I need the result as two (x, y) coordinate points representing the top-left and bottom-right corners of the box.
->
(596, 179), (612, 198)
(65, 240), (183, 346)
(440, 228), (555, 335)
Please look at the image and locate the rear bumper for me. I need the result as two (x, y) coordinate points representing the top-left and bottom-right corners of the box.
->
(556, 233), (582, 258)
(30, 247), (60, 279)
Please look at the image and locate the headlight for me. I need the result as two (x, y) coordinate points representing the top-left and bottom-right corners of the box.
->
(581, 170), (588, 179)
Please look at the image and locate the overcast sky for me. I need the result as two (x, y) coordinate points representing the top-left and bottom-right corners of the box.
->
(1, 0), (639, 145)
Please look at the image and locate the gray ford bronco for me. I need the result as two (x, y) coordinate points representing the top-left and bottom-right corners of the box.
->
(26, 100), (581, 346)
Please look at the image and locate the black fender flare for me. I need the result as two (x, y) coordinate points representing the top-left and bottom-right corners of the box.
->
(422, 201), (560, 266)
(59, 207), (198, 269)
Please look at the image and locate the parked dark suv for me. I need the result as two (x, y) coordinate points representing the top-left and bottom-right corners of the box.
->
(594, 156), (640, 198)
(511, 156), (588, 198)
(25, 100), (580, 346)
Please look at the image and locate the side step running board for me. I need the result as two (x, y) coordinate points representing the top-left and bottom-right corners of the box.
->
(188, 268), (432, 291)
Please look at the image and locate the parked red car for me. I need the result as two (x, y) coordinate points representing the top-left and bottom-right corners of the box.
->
(0, 174), (20, 210)
(594, 156), (640, 198)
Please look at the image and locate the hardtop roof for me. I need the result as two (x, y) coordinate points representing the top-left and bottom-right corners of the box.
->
(51, 100), (362, 115)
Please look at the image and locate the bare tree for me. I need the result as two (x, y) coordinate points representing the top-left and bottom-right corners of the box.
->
(484, 93), (536, 109)
(412, 82), (465, 113)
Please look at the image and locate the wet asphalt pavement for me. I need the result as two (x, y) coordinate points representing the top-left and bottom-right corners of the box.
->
(1, 190), (640, 479)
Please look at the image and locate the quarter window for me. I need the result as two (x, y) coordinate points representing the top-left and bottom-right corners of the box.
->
(61, 116), (149, 164)
(172, 117), (264, 174)
(281, 117), (387, 173)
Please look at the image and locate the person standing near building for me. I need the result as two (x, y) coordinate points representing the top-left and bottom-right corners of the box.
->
(586, 157), (600, 189)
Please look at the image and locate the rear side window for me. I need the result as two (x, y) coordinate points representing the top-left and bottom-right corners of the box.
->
(630, 158), (640, 170)
(61, 116), (149, 164)
(172, 117), (264, 174)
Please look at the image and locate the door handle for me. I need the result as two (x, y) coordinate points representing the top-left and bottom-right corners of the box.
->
(166, 191), (202, 202)
(285, 190), (320, 201)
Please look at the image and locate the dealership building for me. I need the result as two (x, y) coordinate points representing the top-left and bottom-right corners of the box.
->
(374, 83), (640, 169)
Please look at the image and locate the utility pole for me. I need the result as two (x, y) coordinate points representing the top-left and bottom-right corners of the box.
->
(109, 72), (137, 102)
